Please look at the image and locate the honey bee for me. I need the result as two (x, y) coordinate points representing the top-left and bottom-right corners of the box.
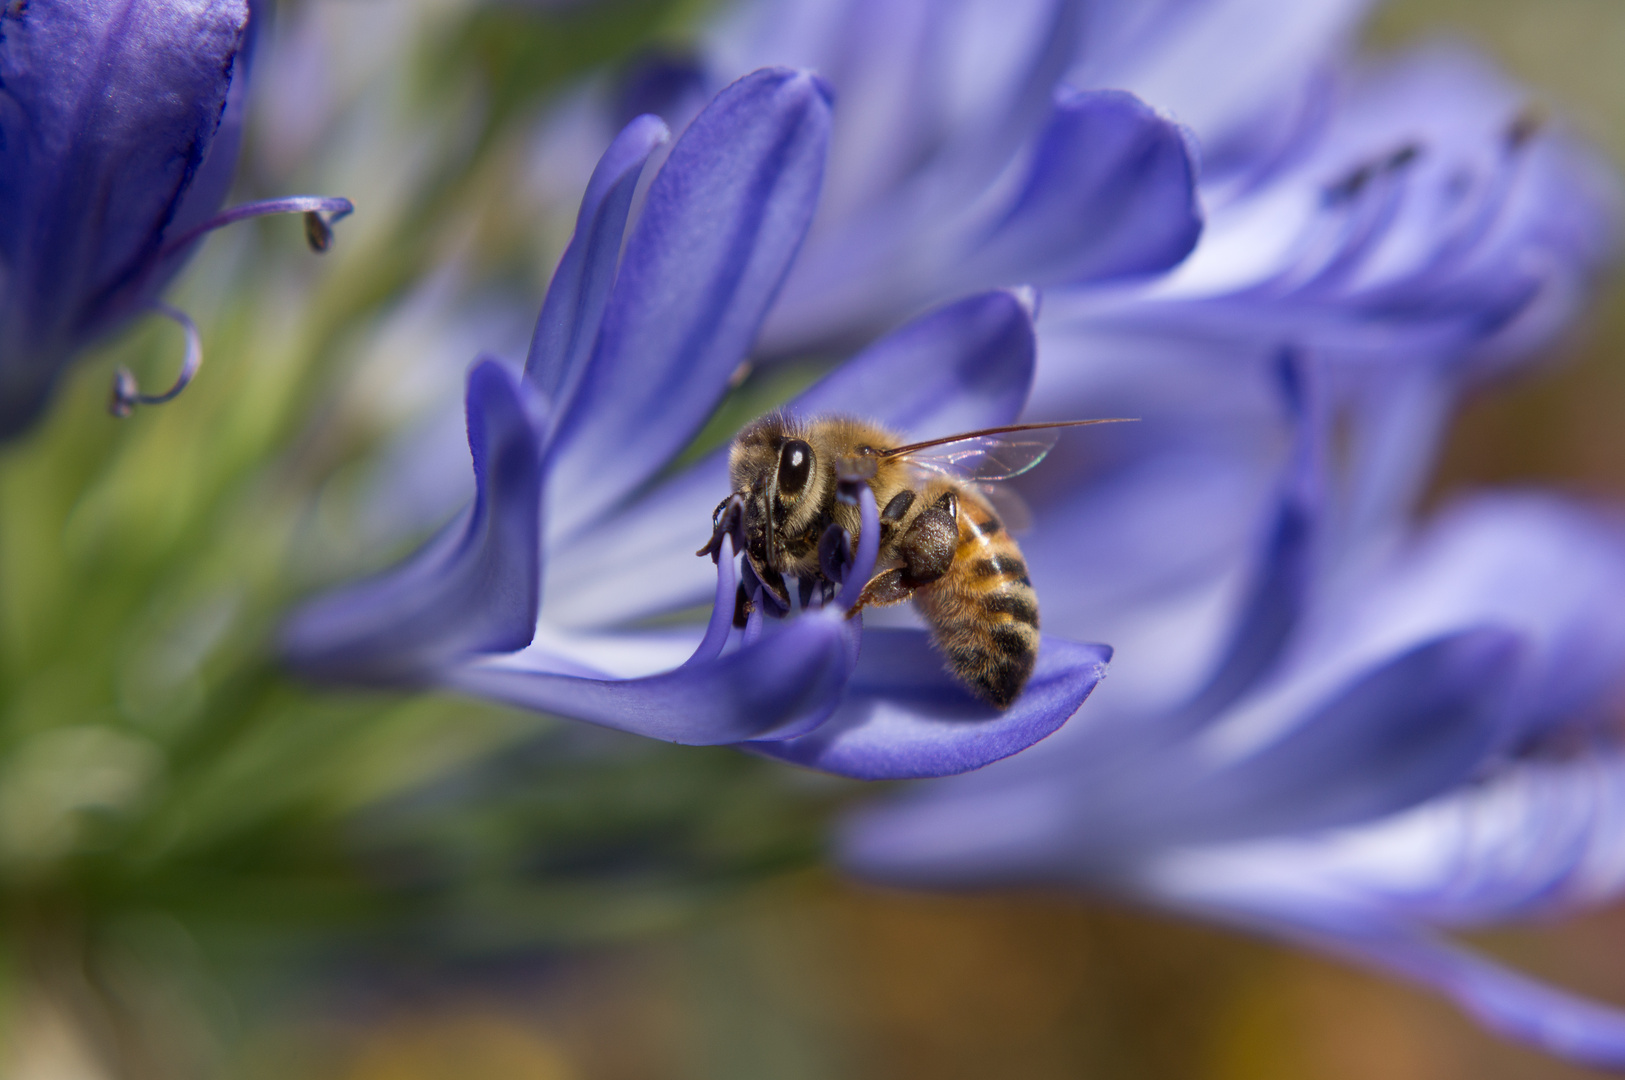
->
(700, 412), (1122, 708)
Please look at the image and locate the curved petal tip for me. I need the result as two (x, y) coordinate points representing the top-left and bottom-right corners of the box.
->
(750, 630), (1111, 780)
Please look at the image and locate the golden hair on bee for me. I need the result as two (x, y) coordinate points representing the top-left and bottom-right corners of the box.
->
(706, 412), (1129, 707)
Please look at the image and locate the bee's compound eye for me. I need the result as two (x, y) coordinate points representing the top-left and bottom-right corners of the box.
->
(777, 439), (813, 496)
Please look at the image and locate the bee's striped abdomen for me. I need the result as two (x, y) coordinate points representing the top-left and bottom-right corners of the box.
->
(914, 489), (1040, 708)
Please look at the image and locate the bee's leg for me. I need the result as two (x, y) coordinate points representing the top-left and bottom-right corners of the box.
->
(697, 494), (745, 560)
(850, 493), (960, 613)
(848, 568), (913, 615)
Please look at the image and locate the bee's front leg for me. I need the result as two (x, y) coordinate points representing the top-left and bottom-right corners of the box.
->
(697, 493), (746, 560)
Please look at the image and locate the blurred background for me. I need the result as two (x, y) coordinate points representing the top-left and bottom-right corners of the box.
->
(6, 0), (1625, 1078)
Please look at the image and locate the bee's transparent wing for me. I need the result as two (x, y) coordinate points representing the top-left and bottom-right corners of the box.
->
(977, 482), (1034, 534)
(900, 432), (1060, 481)
(884, 419), (1129, 483)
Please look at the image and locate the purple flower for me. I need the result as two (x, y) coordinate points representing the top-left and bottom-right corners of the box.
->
(664, 0), (1207, 353)
(700, 1), (1611, 404)
(1047, 39), (1617, 379)
(0, 0), (352, 439)
(842, 350), (1625, 1064)
(283, 70), (1111, 780)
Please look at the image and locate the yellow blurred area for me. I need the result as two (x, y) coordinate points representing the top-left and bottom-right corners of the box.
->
(338, 1014), (577, 1080)
(228, 877), (1625, 1080)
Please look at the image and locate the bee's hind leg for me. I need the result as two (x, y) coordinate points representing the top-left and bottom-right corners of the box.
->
(850, 500), (959, 613)
(851, 568), (914, 613)
(896, 495), (958, 586)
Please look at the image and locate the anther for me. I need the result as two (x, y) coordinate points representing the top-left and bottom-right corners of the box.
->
(304, 211), (334, 253)
(1323, 142), (1422, 206)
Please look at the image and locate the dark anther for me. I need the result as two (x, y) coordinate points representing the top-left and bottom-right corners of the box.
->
(107, 369), (139, 418)
(777, 438), (813, 495)
(304, 211), (334, 252)
(732, 582), (752, 628)
(1324, 163), (1375, 205)
(1385, 143), (1421, 171)
(818, 522), (852, 583)
(1506, 111), (1543, 152)
(1323, 142), (1423, 206)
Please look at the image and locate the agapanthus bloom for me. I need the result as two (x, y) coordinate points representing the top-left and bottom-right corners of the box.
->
(0, 0), (351, 439)
(799, 2), (1625, 1067)
(581, 0), (1204, 355)
(843, 386), (1625, 1065)
(284, 70), (1113, 780)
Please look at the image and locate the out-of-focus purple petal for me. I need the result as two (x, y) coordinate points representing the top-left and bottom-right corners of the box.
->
(1074, 0), (1372, 172)
(525, 113), (670, 410)
(283, 360), (546, 683)
(0, 0), (249, 436)
(972, 88), (1201, 287)
(1099, 44), (1621, 383)
(545, 68), (832, 540)
(543, 290), (1038, 627)
(446, 610), (852, 745)
(749, 629), (1110, 780)
(1182, 628), (1522, 840)
(713, 0), (1081, 223)
(1307, 493), (1625, 745)
(790, 288), (1037, 436)
(1175, 351), (1321, 725)
(1141, 800), (1625, 1071)
(1141, 752), (1625, 930)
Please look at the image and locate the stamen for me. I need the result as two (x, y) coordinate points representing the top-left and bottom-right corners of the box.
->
(836, 477), (881, 612)
(159, 195), (355, 259)
(685, 533), (738, 666)
(108, 303), (202, 417)
(1322, 143), (1422, 206)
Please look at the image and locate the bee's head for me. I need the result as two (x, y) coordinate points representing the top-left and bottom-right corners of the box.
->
(729, 411), (821, 569)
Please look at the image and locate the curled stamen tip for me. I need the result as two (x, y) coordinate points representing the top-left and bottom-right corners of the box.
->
(304, 211), (334, 253)
(108, 368), (139, 418)
(109, 304), (205, 419)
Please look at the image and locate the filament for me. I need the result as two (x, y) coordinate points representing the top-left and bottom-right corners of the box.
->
(108, 304), (202, 417)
